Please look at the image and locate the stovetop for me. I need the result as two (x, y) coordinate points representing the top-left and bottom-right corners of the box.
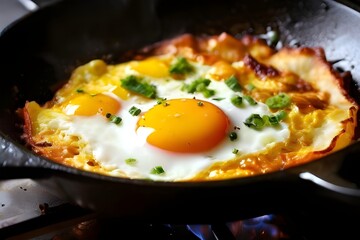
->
(0, 0), (67, 232)
(1, 204), (359, 239)
(1, 1), (360, 239)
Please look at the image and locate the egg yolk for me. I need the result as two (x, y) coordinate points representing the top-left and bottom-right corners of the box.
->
(112, 86), (130, 100)
(130, 58), (169, 78)
(138, 98), (229, 153)
(63, 93), (121, 116)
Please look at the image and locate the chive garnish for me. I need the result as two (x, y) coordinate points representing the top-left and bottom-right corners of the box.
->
(276, 110), (287, 121)
(246, 83), (255, 91)
(231, 95), (243, 107)
(225, 75), (242, 92)
(156, 97), (169, 106)
(129, 106), (141, 116)
(202, 89), (216, 98)
(125, 158), (137, 165)
(244, 111), (287, 130)
(106, 113), (122, 125)
(156, 98), (167, 104)
(182, 77), (216, 98)
(169, 57), (194, 75)
(244, 114), (265, 130)
(150, 166), (165, 175)
(229, 132), (238, 141)
(212, 97), (225, 101)
(243, 95), (257, 105)
(265, 93), (291, 109)
(121, 75), (157, 99)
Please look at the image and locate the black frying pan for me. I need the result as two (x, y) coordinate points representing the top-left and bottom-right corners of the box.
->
(1, 0), (360, 223)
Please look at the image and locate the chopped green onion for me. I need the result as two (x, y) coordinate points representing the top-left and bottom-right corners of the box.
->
(245, 83), (255, 91)
(106, 113), (122, 125)
(263, 115), (279, 126)
(169, 57), (194, 75)
(276, 110), (287, 121)
(76, 89), (85, 93)
(195, 82), (208, 91)
(229, 132), (238, 141)
(202, 89), (216, 98)
(265, 93), (291, 109)
(150, 166), (165, 175)
(244, 114), (265, 130)
(232, 148), (239, 154)
(185, 78), (210, 93)
(212, 97), (225, 101)
(243, 95), (257, 105)
(244, 111), (287, 130)
(197, 101), (204, 106)
(156, 97), (167, 104)
(156, 97), (169, 106)
(225, 75), (242, 92)
(182, 77), (216, 98)
(111, 116), (122, 124)
(125, 158), (137, 165)
(230, 95), (243, 107)
(129, 106), (141, 116)
(121, 75), (157, 99)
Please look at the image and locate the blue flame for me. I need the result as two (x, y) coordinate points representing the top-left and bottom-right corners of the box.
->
(231, 214), (280, 239)
(187, 224), (215, 240)
(187, 214), (281, 240)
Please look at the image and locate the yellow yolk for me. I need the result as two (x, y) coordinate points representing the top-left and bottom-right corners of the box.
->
(63, 93), (121, 116)
(138, 98), (230, 153)
(112, 86), (130, 100)
(130, 58), (169, 78)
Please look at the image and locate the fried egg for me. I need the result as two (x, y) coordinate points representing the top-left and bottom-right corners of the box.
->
(21, 33), (358, 181)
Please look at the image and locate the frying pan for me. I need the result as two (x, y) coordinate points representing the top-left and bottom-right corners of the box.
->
(1, 0), (360, 223)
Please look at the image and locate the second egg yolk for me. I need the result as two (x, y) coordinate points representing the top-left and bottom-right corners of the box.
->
(138, 98), (230, 153)
(130, 58), (169, 78)
(63, 93), (121, 116)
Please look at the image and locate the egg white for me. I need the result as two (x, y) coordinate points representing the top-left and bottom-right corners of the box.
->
(53, 61), (290, 181)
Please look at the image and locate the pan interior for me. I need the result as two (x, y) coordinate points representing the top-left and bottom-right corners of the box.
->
(0, 0), (359, 170)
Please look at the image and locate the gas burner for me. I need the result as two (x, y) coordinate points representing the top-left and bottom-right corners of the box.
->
(0, 203), (294, 240)
(1, 201), (358, 240)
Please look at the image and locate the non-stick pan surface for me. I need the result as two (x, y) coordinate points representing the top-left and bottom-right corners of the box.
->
(1, 0), (360, 223)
